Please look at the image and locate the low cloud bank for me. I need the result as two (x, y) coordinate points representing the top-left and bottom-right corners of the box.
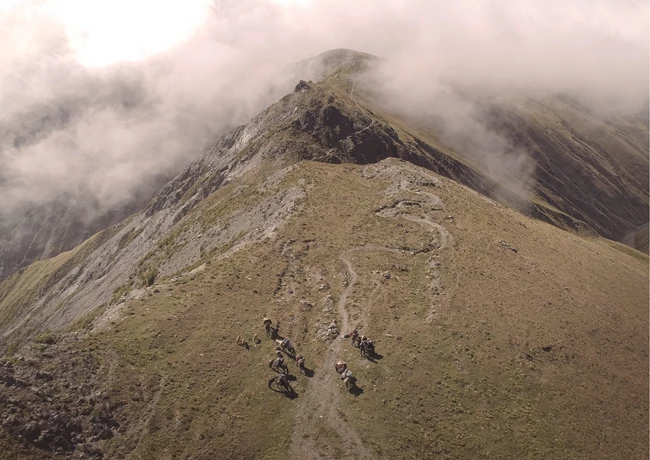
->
(0, 0), (646, 222)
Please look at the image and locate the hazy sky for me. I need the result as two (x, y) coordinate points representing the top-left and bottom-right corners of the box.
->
(0, 0), (647, 220)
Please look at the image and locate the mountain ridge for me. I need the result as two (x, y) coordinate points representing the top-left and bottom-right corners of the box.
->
(0, 158), (646, 459)
(0, 48), (647, 459)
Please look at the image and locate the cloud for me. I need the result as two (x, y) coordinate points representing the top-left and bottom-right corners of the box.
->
(0, 3), (298, 219)
(0, 0), (647, 222)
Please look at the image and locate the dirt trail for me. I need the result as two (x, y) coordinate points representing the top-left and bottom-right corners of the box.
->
(290, 162), (453, 459)
(290, 247), (374, 460)
(367, 162), (455, 323)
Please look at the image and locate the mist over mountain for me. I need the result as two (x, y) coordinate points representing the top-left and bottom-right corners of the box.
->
(0, 63), (647, 457)
(0, 2), (648, 456)
(1, 0), (647, 219)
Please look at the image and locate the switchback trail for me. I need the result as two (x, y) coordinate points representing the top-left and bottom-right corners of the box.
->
(366, 162), (456, 322)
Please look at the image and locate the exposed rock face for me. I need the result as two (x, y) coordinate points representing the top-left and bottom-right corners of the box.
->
(294, 80), (312, 93)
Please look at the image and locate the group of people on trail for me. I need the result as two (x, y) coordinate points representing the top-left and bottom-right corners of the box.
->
(264, 316), (378, 396)
(349, 329), (376, 358)
(335, 361), (356, 391)
(334, 329), (379, 393)
(265, 317), (309, 396)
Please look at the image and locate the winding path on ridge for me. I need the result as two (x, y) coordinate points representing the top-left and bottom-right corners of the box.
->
(289, 245), (377, 460)
(369, 163), (455, 323)
(290, 162), (454, 459)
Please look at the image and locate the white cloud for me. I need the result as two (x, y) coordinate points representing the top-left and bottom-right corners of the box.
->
(0, 0), (647, 220)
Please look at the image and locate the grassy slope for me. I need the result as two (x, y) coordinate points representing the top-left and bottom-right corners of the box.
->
(4, 159), (645, 459)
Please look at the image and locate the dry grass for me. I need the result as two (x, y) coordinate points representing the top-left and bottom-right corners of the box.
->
(4, 160), (645, 459)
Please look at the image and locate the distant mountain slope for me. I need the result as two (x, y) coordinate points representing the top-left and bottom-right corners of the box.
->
(479, 95), (649, 242)
(349, 76), (649, 248)
(0, 182), (166, 282)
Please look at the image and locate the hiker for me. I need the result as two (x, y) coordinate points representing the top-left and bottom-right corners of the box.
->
(350, 329), (360, 347)
(263, 317), (273, 336)
(269, 355), (287, 374)
(335, 361), (347, 374)
(340, 368), (355, 391)
(236, 335), (249, 349)
(295, 355), (306, 374)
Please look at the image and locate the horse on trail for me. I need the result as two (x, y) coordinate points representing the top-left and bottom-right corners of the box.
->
(268, 374), (294, 395)
(359, 338), (375, 358)
(269, 356), (288, 374)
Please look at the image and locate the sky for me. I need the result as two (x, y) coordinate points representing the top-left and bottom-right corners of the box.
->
(0, 0), (647, 221)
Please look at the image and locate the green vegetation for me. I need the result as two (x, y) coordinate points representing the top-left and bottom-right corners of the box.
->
(34, 332), (55, 345)
(138, 266), (158, 287)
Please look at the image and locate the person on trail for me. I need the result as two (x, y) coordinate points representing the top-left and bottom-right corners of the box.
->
(359, 336), (375, 357)
(340, 368), (353, 381)
(277, 337), (296, 356)
(236, 335), (249, 349)
(269, 373), (293, 394)
(340, 368), (355, 391)
(295, 355), (306, 374)
(335, 361), (347, 374)
(263, 317), (273, 336)
(350, 330), (360, 347)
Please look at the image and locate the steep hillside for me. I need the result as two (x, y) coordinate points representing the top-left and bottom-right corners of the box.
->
(0, 184), (165, 282)
(0, 159), (647, 459)
(479, 95), (649, 243)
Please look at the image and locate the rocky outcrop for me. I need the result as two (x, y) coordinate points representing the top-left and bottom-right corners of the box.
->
(1, 334), (117, 458)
